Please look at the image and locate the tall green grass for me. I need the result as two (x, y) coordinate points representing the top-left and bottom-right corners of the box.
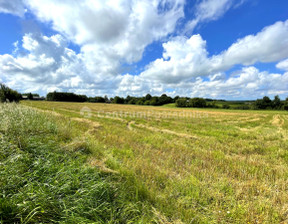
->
(0, 103), (157, 223)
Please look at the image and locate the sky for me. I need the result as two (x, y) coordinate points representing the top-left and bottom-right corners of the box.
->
(0, 0), (288, 100)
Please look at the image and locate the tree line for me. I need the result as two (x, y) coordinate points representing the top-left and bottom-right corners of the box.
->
(175, 95), (288, 110)
(1, 83), (288, 110)
(46, 92), (175, 106)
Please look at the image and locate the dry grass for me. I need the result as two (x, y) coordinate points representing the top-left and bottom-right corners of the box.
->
(22, 101), (288, 223)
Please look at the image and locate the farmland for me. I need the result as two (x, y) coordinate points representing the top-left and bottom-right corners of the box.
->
(1, 101), (288, 223)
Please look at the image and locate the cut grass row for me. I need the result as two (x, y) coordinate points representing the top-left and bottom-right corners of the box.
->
(0, 103), (161, 223)
(19, 101), (288, 223)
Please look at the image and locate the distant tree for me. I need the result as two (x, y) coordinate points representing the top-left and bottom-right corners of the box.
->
(207, 101), (218, 108)
(158, 94), (173, 105)
(128, 98), (137, 104)
(136, 99), (144, 105)
(144, 100), (150, 105)
(112, 96), (124, 104)
(145, 94), (152, 101)
(173, 96), (180, 102)
(262, 96), (272, 109)
(88, 96), (105, 103)
(254, 96), (272, 109)
(104, 95), (109, 103)
(272, 95), (282, 109)
(46, 92), (87, 102)
(125, 95), (132, 104)
(147, 97), (157, 106)
(0, 83), (22, 103)
(284, 97), (288, 110)
(222, 104), (230, 109)
(188, 98), (206, 108)
(175, 98), (187, 107)
(27, 93), (33, 100)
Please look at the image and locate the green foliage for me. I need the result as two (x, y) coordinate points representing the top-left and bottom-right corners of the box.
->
(145, 94), (152, 101)
(88, 96), (105, 103)
(284, 97), (288, 110)
(0, 83), (22, 103)
(112, 96), (125, 104)
(174, 95), (180, 102)
(175, 98), (188, 107)
(222, 104), (230, 109)
(176, 97), (207, 108)
(27, 92), (33, 100)
(207, 101), (219, 108)
(272, 95), (283, 109)
(46, 91), (87, 102)
(119, 94), (174, 106)
(254, 95), (284, 110)
(188, 97), (207, 108)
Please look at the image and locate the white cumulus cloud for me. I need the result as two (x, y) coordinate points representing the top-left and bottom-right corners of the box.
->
(276, 58), (288, 71)
(23, 0), (185, 64)
(141, 20), (288, 84)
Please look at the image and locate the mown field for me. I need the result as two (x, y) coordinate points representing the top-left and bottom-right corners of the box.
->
(1, 101), (288, 223)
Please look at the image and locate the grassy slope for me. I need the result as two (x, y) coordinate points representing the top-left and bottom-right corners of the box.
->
(17, 101), (288, 223)
(0, 103), (159, 223)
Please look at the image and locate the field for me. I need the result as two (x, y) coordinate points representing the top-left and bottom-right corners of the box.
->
(1, 101), (288, 223)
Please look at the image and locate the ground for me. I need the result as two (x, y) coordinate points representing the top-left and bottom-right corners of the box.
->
(15, 101), (288, 223)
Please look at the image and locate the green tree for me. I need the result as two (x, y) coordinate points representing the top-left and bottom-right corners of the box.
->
(145, 94), (152, 101)
(188, 98), (206, 108)
(254, 96), (272, 109)
(272, 95), (282, 109)
(173, 96), (180, 102)
(27, 93), (34, 100)
(112, 96), (124, 104)
(175, 98), (187, 107)
(284, 97), (288, 110)
(0, 83), (22, 103)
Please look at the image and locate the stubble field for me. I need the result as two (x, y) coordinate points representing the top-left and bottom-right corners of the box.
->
(1, 101), (288, 223)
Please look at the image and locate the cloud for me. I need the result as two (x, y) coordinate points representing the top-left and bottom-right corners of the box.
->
(0, 32), (125, 95)
(184, 0), (244, 34)
(141, 20), (288, 84)
(117, 67), (288, 99)
(186, 67), (288, 99)
(276, 58), (288, 71)
(24, 0), (185, 64)
(218, 20), (288, 68)
(0, 0), (26, 17)
(0, 1), (287, 100)
(1, 32), (287, 99)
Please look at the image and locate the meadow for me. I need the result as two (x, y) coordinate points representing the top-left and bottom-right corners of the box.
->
(1, 101), (288, 223)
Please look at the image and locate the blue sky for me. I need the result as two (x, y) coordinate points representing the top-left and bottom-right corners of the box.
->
(0, 0), (288, 99)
